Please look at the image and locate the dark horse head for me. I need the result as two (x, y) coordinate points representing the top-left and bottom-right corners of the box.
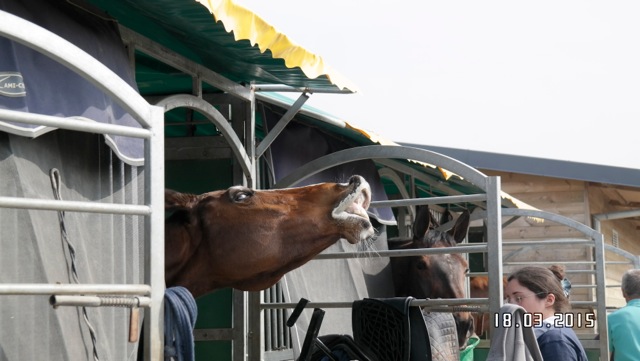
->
(389, 205), (473, 349)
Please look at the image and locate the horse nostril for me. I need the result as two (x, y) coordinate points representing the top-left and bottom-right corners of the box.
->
(349, 175), (359, 185)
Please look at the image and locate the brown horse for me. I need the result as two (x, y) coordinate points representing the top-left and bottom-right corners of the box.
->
(389, 205), (474, 349)
(164, 175), (375, 298)
(469, 275), (507, 338)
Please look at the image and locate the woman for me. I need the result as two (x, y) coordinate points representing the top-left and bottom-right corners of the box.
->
(504, 266), (588, 361)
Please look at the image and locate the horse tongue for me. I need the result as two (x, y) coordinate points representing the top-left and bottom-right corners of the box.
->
(346, 193), (369, 219)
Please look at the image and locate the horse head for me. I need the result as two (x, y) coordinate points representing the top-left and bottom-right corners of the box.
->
(164, 175), (375, 297)
(389, 205), (474, 349)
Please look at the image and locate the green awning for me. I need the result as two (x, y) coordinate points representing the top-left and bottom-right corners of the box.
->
(85, 0), (358, 94)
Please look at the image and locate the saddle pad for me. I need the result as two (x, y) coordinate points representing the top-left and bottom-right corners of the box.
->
(422, 311), (460, 361)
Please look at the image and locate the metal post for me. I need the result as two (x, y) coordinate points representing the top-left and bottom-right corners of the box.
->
(486, 176), (504, 335)
(144, 105), (165, 360)
(593, 232), (609, 359)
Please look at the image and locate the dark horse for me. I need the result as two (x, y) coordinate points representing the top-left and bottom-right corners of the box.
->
(389, 205), (474, 349)
(164, 175), (375, 297)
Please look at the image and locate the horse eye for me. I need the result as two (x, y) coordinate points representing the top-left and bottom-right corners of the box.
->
(229, 187), (254, 203)
(234, 193), (248, 201)
(416, 260), (428, 270)
(465, 268), (470, 274)
(233, 192), (252, 202)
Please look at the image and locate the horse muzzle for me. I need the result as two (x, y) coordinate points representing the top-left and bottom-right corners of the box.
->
(332, 175), (374, 242)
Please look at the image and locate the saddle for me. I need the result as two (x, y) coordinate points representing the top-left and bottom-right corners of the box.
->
(292, 297), (460, 361)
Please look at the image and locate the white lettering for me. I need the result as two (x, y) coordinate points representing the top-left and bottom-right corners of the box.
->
(0, 82), (24, 88)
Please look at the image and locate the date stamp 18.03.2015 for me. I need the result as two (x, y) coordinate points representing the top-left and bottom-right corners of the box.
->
(493, 312), (595, 329)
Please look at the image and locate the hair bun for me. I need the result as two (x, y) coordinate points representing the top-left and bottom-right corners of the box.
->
(548, 264), (566, 281)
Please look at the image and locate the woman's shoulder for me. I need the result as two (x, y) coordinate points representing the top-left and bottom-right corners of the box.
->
(537, 328), (587, 361)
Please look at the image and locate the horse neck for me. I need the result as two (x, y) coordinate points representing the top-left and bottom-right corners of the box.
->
(166, 226), (345, 297)
(164, 220), (204, 289)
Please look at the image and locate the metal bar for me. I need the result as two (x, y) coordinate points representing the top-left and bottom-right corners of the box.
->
(370, 194), (487, 208)
(593, 208), (640, 221)
(501, 208), (601, 239)
(605, 261), (636, 265)
(503, 238), (595, 246)
(245, 88), (257, 189)
(378, 167), (415, 220)
(0, 284), (151, 295)
(252, 84), (355, 94)
(143, 105), (166, 361)
(0, 109), (152, 138)
(570, 301), (599, 307)
(485, 176), (504, 337)
(50, 295), (151, 308)
(273, 146), (489, 190)
(248, 291), (262, 361)
(374, 158), (484, 207)
(244, 86), (257, 359)
(504, 261), (596, 266)
(256, 93), (346, 129)
(261, 297), (488, 310)
(313, 244), (487, 260)
(0, 197), (150, 215)
(256, 92), (308, 158)
(571, 285), (596, 289)
(593, 232), (609, 359)
(604, 244), (640, 268)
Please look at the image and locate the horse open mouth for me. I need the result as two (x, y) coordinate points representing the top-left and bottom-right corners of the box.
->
(332, 176), (374, 242)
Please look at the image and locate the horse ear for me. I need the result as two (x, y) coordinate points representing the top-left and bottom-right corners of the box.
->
(413, 205), (437, 240)
(448, 210), (470, 244)
(165, 189), (197, 211)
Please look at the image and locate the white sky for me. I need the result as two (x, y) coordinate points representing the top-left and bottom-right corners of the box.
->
(235, 0), (640, 169)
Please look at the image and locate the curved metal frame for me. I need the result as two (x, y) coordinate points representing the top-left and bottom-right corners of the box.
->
(155, 94), (254, 181)
(378, 167), (415, 222)
(603, 244), (640, 269)
(273, 145), (488, 189)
